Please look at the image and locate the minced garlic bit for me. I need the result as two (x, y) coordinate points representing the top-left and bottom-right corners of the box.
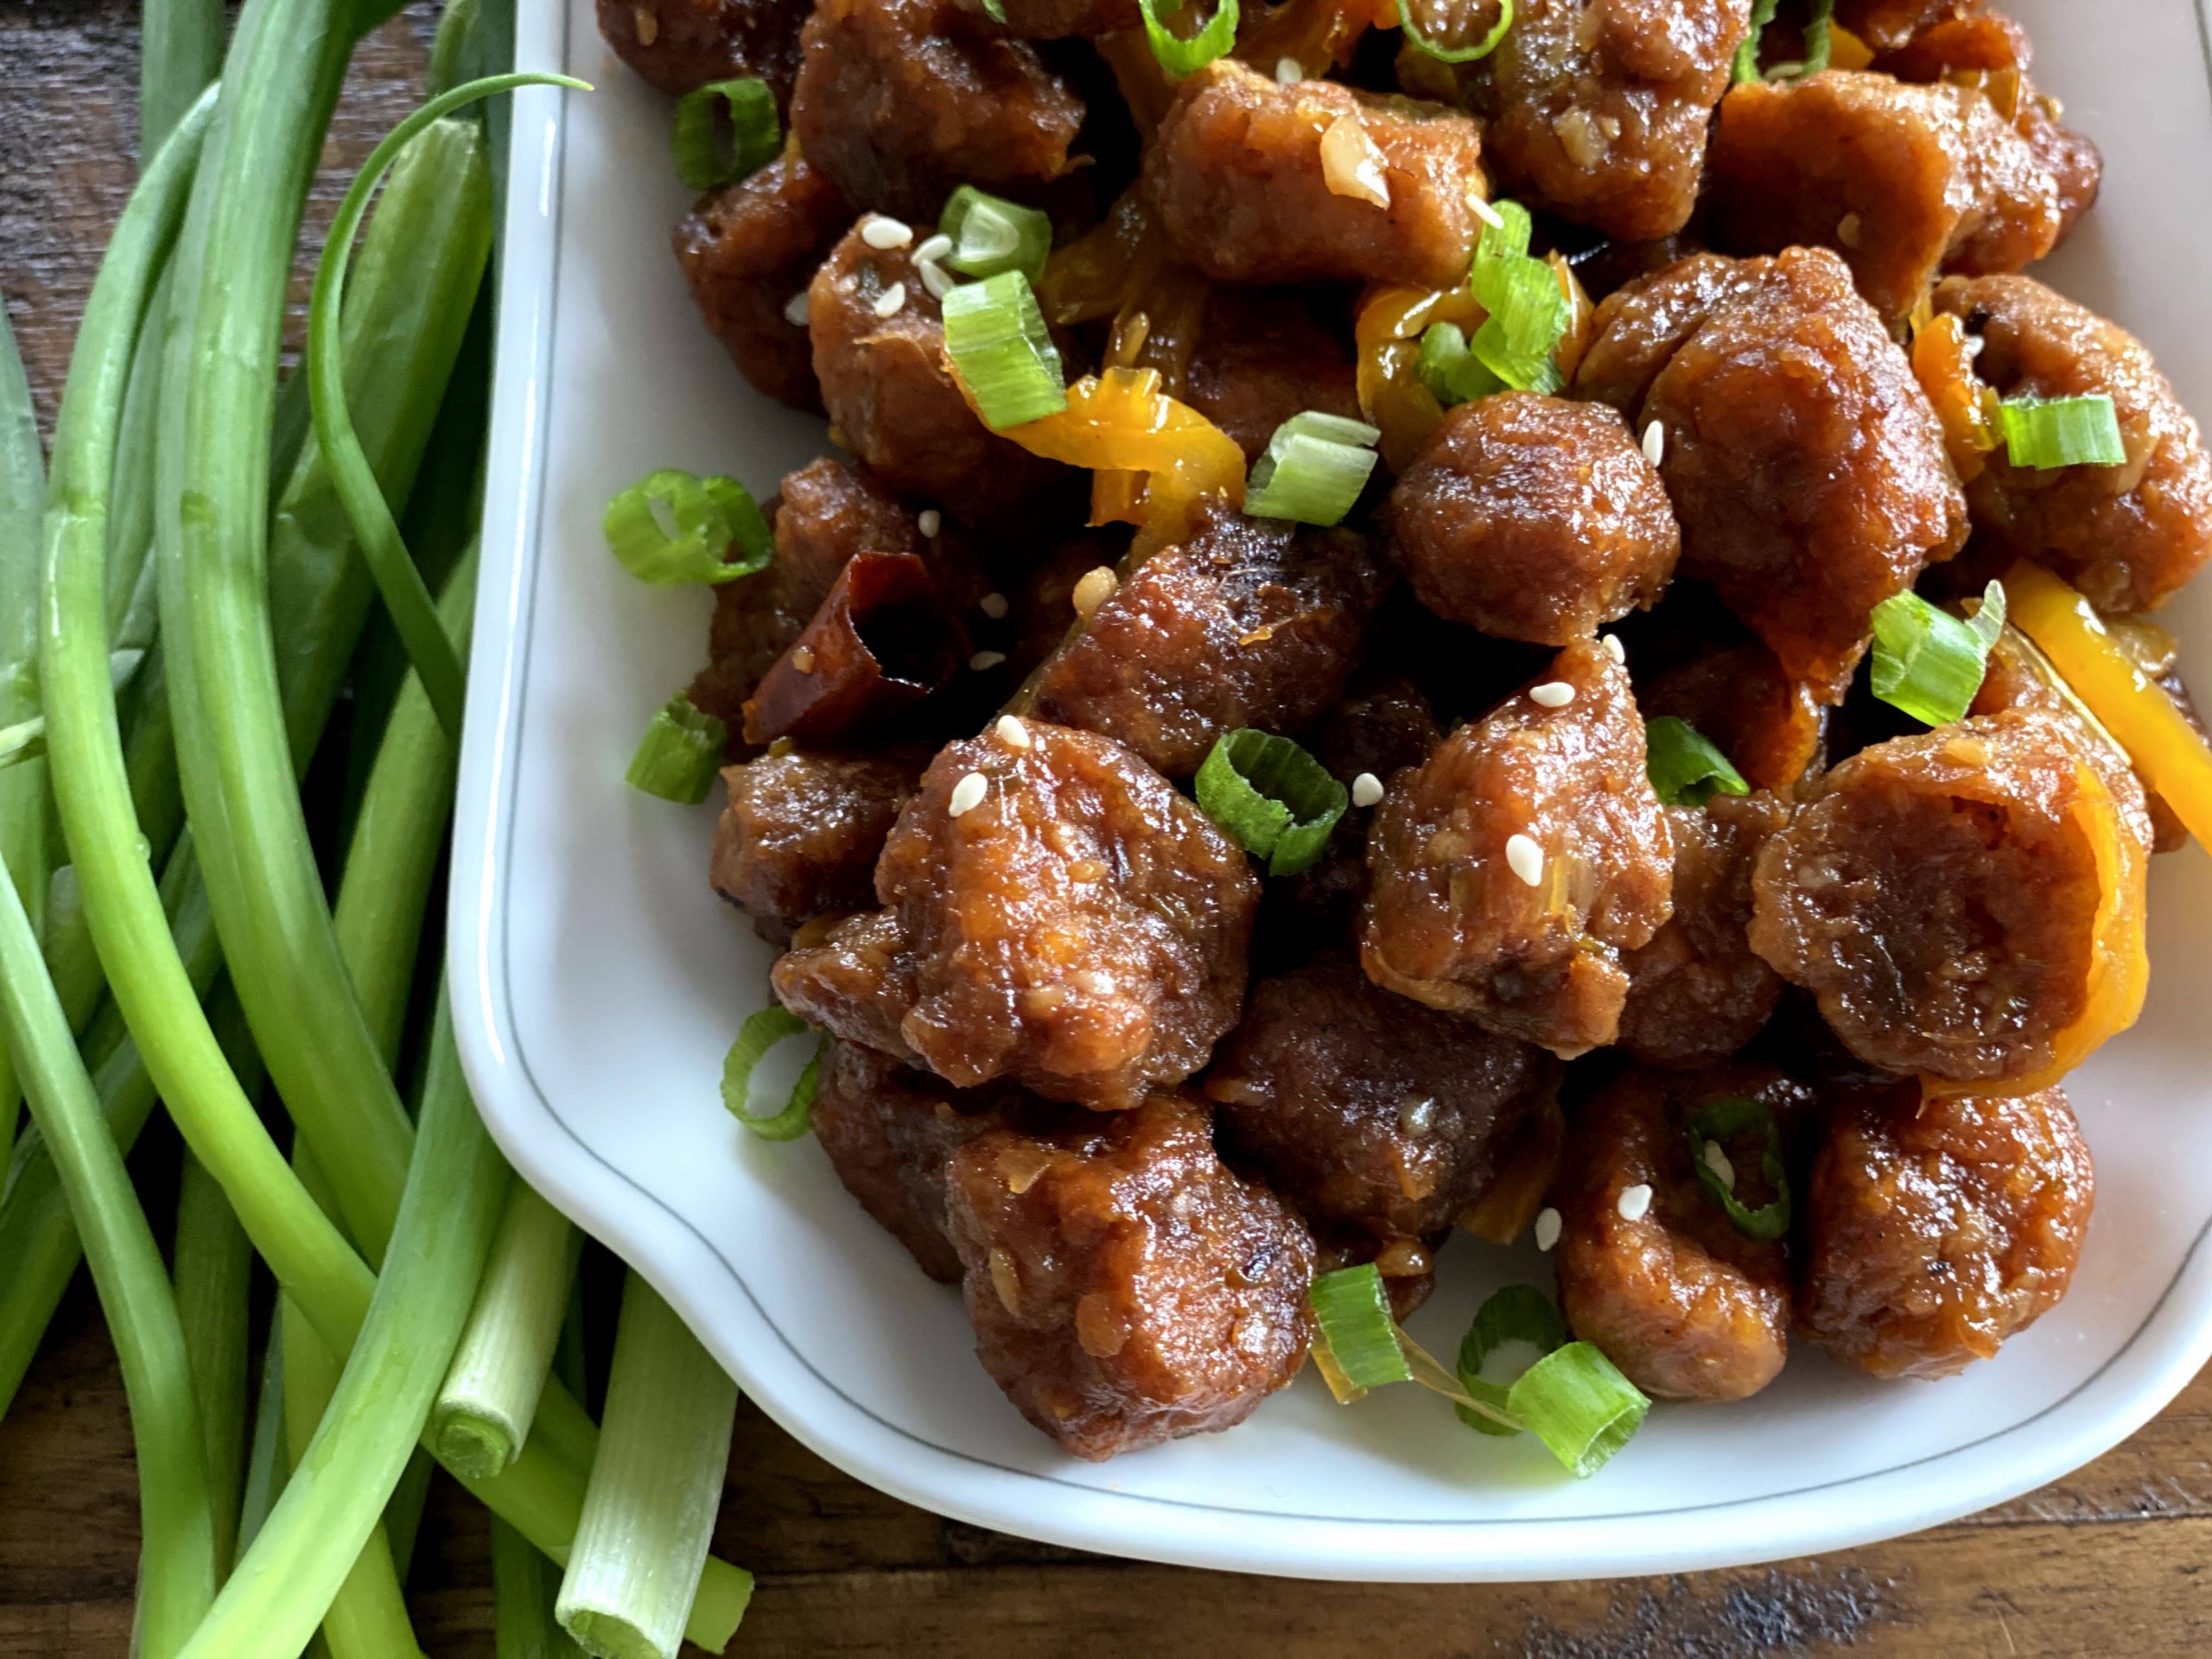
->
(783, 289), (810, 327)
(969, 650), (1007, 671)
(1529, 680), (1575, 709)
(1602, 632), (1626, 664)
(995, 714), (1032, 751)
(1071, 565), (1119, 620)
(918, 508), (942, 537)
(1318, 114), (1391, 211)
(790, 645), (817, 674)
(871, 281), (907, 318)
(1351, 771), (1384, 808)
(979, 591), (1010, 620)
(1617, 1183), (1654, 1222)
(1505, 831), (1544, 887)
(1641, 420), (1665, 468)
(912, 232), (953, 266)
(1534, 1205), (1562, 1251)
(1275, 56), (1303, 84)
(948, 771), (988, 817)
(861, 214), (914, 251)
(1469, 192), (1504, 231)
(1703, 1140), (1736, 1190)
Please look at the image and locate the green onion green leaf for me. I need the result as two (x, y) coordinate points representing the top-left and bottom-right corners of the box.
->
(721, 1007), (825, 1141)
(1415, 321), (1506, 410)
(1477, 197), (1535, 265)
(626, 696), (728, 804)
(1506, 1342), (1649, 1478)
(1684, 1096), (1792, 1243)
(1306, 1264), (1413, 1397)
(940, 186), (1054, 285)
(1999, 393), (2127, 470)
(1453, 1284), (1567, 1436)
(671, 77), (780, 192)
(941, 270), (1068, 429)
(1869, 578), (2006, 728)
(1398, 0), (1514, 63)
(1244, 410), (1382, 526)
(1644, 715), (1751, 808)
(1733, 0), (1781, 81)
(1194, 728), (1350, 876)
(1137, 0), (1240, 78)
(603, 468), (772, 586)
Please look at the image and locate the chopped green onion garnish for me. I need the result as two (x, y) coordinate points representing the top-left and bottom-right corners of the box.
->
(1684, 1096), (1792, 1242)
(626, 695), (728, 804)
(1398, 0), (1513, 63)
(1476, 197), (1534, 265)
(1244, 410), (1382, 527)
(939, 186), (1054, 285)
(1195, 728), (1350, 876)
(1869, 578), (2006, 728)
(1307, 1264), (1414, 1395)
(1469, 249), (1569, 394)
(721, 1007), (825, 1141)
(1414, 321), (1503, 409)
(1453, 1284), (1567, 1436)
(1507, 1342), (1649, 1478)
(1760, 0), (1834, 79)
(1999, 393), (2126, 469)
(1137, 0), (1239, 77)
(1644, 715), (1751, 807)
(941, 270), (1067, 430)
(671, 77), (780, 192)
(1733, 0), (1781, 81)
(603, 468), (772, 587)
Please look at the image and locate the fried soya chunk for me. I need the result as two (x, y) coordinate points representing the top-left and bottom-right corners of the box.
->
(1749, 709), (2148, 1086)
(1386, 391), (1679, 647)
(1027, 502), (1391, 779)
(810, 1039), (1051, 1281)
(1184, 289), (1362, 466)
(1397, 0), (1751, 242)
(1638, 639), (1827, 797)
(674, 155), (851, 413)
(1611, 247), (1967, 701)
(954, 0), (1141, 35)
(772, 720), (1260, 1109)
(1362, 639), (1675, 1058)
(597, 0), (809, 103)
(1571, 251), (1767, 416)
(1142, 60), (1488, 289)
(709, 747), (928, 936)
(1932, 274), (2212, 613)
(809, 225), (1073, 528)
(791, 0), (1084, 222)
(944, 1094), (1316, 1459)
(1204, 960), (1562, 1244)
(1709, 70), (2082, 322)
(1618, 793), (1791, 1070)
(1551, 1062), (1811, 1402)
(1799, 1080), (2093, 1379)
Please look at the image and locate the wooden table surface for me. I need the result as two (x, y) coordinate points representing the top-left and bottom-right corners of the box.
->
(3, 4), (2210, 1654)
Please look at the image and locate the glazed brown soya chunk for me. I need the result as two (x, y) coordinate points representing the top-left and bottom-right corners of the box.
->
(1800, 1081), (2093, 1380)
(673, 156), (852, 412)
(772, 720), (1260, 1110)
(1204, 960), (1561, 1243)
(709, 747), (928, 934)
(1551, 1064), (1810, 1402)
(1709, 71), (2084, 321)
(1933, 274), (2212, 613)
(1750, 709), (2146, 1085)
(1581, 247), (1967, 701)
(810, 1039), (1047, 1282)
(596, 0), (810, 103)
(1184, 289), (1363, 466)
(1027, 502), (1391, 779)
(1639, 639), (1827, 797)
(1386, 392), (1680, 646)
(944, 1094), (1315, 1460)
(954, 0), (1139, 35)
(791, 0), (1083, 222)
(1398, 0), (1751, 242)
(1832, 0), (1975, 54)
(808, 224), (1071, 526)
(1143, 60), (1488, 289)
(1362, 639), (1675, 1058)
(1618, 792), (1791, 1070)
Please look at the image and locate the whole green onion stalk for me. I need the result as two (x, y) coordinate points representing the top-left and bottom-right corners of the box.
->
(0, 291), (48, 1175)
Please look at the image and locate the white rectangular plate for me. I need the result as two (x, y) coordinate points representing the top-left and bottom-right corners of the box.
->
(452, 0), (2212, 1581)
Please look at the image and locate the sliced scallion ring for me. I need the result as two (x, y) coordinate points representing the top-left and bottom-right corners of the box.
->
(603, 468), (772, 586)
(1733, 0), (1781, 81)
(1684, 1096), (1791, 1242)
(1415, 321), (1505, 409)
(721, 1007), (826, 1141)
(1644, 715), (1751, 808)
(625, 695), (728, 804)
(671, 76), (780, 192)
(1475, 197), (1534, 266)
(1307, 1264), (1414, 1397)
(1137, 0), (1239, 78)
(941, 270), (1068, 429)
(1507, 1342), (1649, 1478)
(1453, 1284), (1568, 1436)
(1469, 250), (1569, 394)
(1195, 728), (1350, 876)
(1244, 410), (1382, 526)
(1398, 0), (1513, 64)
(1998, 393), (2127, 469)
(1761, 0), (1835, 79)
(1869, 578), (2006, 728)
(939, 185), (1054, 285)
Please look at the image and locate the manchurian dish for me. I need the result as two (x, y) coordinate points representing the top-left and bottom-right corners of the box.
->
(596, 0), (2212, 1471)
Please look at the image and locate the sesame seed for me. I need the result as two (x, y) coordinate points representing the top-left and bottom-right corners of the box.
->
(783, 290), (810, 327)
(1602, 632), (1626, 664)
(1835, 212), (1862, 250)
(1529, 680), (1575, 709)
(872, 282), (907, 318)
(995, 715), (1032, 750)
(1351, 771), (1384, 808)
(1617, 1183), (1653, 1222)
(1071, 565), (1119, 620)
(861, 214), (913, 250)
(969, 650), (1007, 671)
(918, 508), (942, 537)
(912, 232), (953, 265)
(1641, 420), (1665, 467)
(790, 645), (816, 674)
(1505, 832), (1544, 887)
(979, 591), (1009, 620)
(632, 5), (658, 45)
(1470, 194), (1505, 230)
(918, 260), (956, 301)
(1703, 1140), (1735, 1190)
(1534, 1206), (1562, 1252)
(948, 772), (988, 817)
(1275, 55), (1302, 83)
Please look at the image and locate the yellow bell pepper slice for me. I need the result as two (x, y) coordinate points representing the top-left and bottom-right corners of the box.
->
(998, 366), (1246, 543)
